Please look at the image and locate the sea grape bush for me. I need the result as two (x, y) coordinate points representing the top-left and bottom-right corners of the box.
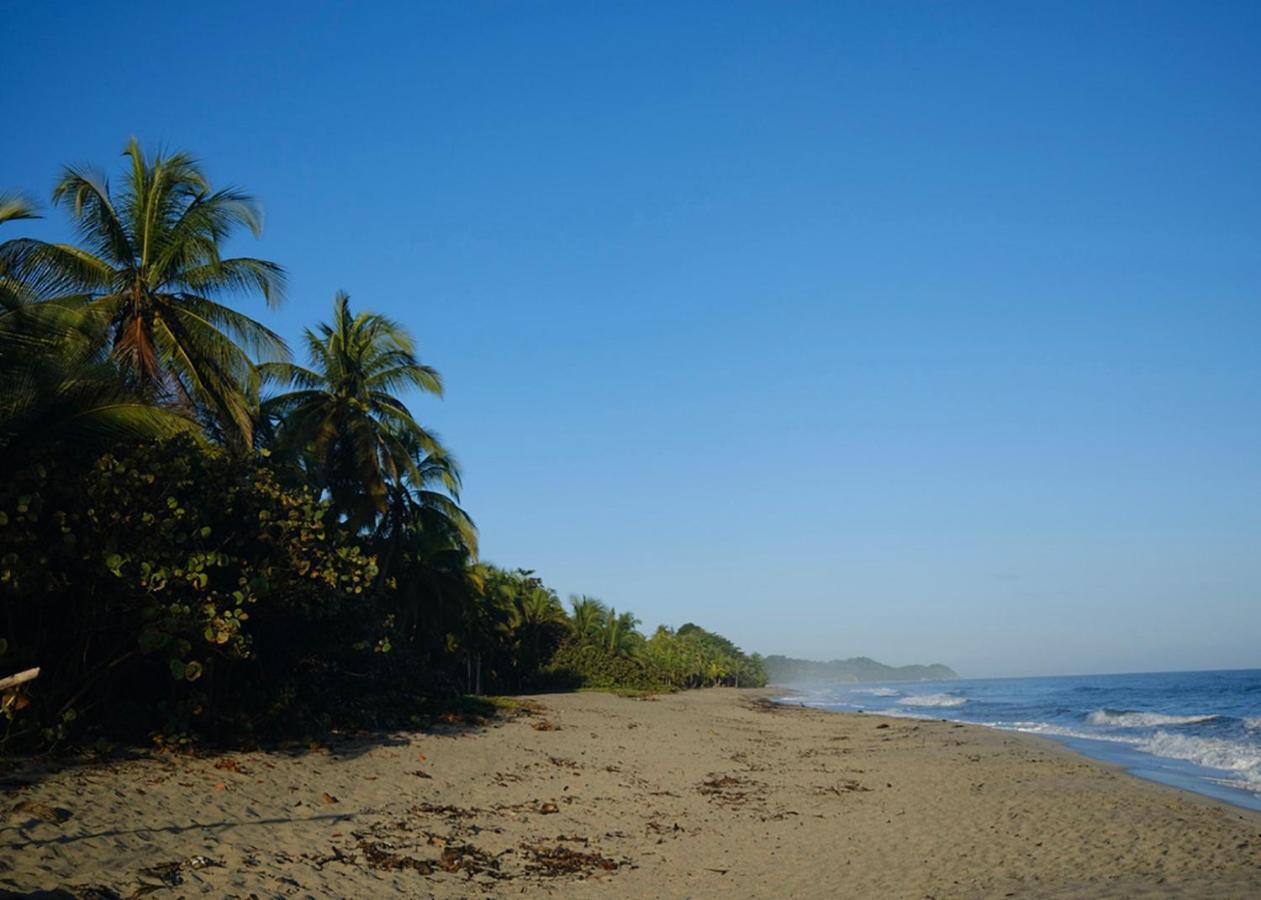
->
(0, 436), (378, 747)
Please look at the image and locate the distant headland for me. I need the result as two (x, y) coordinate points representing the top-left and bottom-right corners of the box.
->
(764, 655), (959, 684)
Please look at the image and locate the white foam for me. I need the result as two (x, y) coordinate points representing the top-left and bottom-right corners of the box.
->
(851, 687), (900, 697)
(1086, 709), (1218, 728)
(1243, 717), (1261, 732)
(897, 693), (966, 708)
(995, 723), (1261, 795)
(1137, 731), (1261, 793)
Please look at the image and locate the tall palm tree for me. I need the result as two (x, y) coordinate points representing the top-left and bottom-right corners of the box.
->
(568, 595), (607, 641)
(0, 190), (194, 463)
(261, 292), (445, 529)
(3, 139), (287, 443)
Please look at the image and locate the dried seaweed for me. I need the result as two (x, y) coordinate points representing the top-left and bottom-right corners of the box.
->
(521, 842), (620, 876)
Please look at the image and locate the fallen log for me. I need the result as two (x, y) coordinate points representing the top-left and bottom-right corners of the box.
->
(0, 668), (39, 692)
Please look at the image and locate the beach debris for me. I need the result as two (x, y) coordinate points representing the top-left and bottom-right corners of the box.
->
(698, 774), (761, 806)
(136, 861), (185, 888)
(320, 791), (339, 805)
(409, 768), (433, 779)
(816, 779), (871, 796)
(359, 840), (434, 875)
(520, 842), (620, 876)
(212, 757), (250, 775)
(302, 846), (356, 870)
(9, 800), (72, 824)
(187, 855), (223, 870)
(413, 801), (481, 819)
(132, 855), (224, 893)
(437, 843), (498, 874)
(532, 719), (558, 731)
(539, 801), (559, 814)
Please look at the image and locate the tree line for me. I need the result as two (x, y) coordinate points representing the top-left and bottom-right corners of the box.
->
(0, 141), (764, 750)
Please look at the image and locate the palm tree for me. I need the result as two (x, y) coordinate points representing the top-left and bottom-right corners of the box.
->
(0, 194), (40, 310)
(0, 298), (195, 467)
(3, 139), (287, 443)
(372, 450), (479, 651)
(568, 595), (607, 641)
(0, 190), (195, 463)
(261, 291), (445, 529)
(509, 585), (566, 675)
(513, 586), (566, 631)
(597, 608), (642, 658)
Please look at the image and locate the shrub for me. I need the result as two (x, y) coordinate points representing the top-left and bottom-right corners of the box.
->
(0, 436), (378, 748)
(541, 640), (668, 692)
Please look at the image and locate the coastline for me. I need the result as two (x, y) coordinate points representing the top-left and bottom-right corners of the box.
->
(4, 688), (1261, 898)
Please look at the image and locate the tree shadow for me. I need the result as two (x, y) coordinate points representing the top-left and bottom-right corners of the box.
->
(1, 810), (356, 852)
(0, 697), (518, 790)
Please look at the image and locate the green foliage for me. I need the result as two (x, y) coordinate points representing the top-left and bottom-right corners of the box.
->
(643, 625), (768, 689)
(542, 640), (669, 692)
(0, 144), (767, 754)
(260, 292), (447, 530)
(2, 139), (287, 445)
(0, 436), (377, 747)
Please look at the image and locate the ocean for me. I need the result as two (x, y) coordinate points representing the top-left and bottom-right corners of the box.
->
(778, 668), (1261, 812)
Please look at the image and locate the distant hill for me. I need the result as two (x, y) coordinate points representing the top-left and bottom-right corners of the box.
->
(764, 655), (958, 684)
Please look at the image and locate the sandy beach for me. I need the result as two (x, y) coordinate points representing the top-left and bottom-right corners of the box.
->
(3, 688), (1260, 898)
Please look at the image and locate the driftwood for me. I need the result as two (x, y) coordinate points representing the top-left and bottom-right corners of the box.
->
(0, 667), (39, 692)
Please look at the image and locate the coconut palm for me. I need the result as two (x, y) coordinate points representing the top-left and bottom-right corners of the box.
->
(0, 190), (194, 462)
(507, 585), (566, 681)
(3, 139), (287, 444)
(568, 595), (607, 640)
(0, 300), (195, 467)
(596, 608), (642, 658)
(260, 291), (445, 529)
(0, 194), (40, 310)
(513, 586), (567, 631)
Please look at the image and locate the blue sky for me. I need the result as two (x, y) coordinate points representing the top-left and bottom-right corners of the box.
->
(5, 1), (1259, 677)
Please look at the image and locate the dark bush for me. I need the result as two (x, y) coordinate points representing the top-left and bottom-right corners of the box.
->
(0, 436), (380, 748)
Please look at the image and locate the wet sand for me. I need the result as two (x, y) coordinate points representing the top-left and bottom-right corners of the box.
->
(3, 688), (1261, 898)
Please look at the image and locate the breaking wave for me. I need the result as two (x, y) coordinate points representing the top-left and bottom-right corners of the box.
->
(1137, 731), (1261, 793)
(897, 693), (966, 708)
(1086, 709), (1218, 728)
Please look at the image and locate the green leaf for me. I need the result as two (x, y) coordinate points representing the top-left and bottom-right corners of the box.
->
(183, 661), (204, 682)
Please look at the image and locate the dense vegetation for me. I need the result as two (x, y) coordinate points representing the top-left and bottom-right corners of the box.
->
(0, 143), (764, 751)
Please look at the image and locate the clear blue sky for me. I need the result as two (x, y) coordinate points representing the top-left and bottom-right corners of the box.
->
(5, 1), (1259, 677)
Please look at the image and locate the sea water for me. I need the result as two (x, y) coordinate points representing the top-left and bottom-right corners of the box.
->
(779, 668), (1261, 812)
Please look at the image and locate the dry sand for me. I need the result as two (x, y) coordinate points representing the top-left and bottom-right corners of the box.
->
(3, 688), (1260, 898)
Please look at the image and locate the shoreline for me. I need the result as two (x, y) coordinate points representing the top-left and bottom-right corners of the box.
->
(4, 688), (1261, 897)
(768, 679), (1261, 816)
